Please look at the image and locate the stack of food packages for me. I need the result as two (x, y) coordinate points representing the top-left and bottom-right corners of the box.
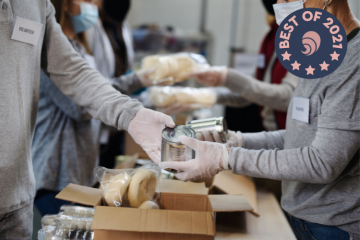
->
(141, 52), (209, 85)
(148, 86), (216, 109)
(38, 206), (95, 240)
(38, 165), (162, 240)
(94, 165), (162, 209)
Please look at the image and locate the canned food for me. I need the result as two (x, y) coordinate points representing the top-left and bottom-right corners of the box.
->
(186, 117), (229, 143)
(161, 126), (196, 173)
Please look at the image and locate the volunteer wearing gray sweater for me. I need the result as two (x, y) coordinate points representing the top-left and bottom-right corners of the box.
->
(160, 1), (360, 239)
(0, 1), (174, 239)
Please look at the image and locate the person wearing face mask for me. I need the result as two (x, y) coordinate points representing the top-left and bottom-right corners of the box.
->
(160, 1), (360, 239)
(85, 0), (142, 170)
(31, 0), (159, 216)
(0, 0), (174, 238)
(165, 0), (298, 133)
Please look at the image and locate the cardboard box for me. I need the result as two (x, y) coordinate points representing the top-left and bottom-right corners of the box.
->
(56, 179), (254, 240)
(207, 171), (259, 231)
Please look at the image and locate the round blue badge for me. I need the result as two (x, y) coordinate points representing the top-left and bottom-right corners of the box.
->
(275, 8), (347, 79)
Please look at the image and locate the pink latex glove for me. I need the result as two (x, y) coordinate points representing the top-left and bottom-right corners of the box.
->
(159, 136), (229, 181)
(196, 130), (224, 143)
(226, 130), (244, 148)
(196, 130), (243, 148)
(189, 66), (228, 87)
(128, 108), (175, 163)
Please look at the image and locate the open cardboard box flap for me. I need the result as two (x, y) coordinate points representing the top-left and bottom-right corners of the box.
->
(210, 171), (259, 215)
(159, 179), (207, 195)
(56, 183), (102, 207)
(209, 195), (253, 212)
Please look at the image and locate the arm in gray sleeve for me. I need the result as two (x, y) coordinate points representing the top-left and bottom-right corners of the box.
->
(41, 70), (91, 121)
(107, 73), (143, 96)
(242, 130), (286, 150)
(214, 87), (251, 108)
(229, 128), (360, 184)
(41, 0), (143, 130)
(225, 69), (298, 112)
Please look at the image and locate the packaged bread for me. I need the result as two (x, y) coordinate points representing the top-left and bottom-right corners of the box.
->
(148, 86), (216, 109)
(141, 52), (209, 85)
(94, 166), (161, 208)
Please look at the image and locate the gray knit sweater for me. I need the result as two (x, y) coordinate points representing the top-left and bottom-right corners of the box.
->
(0, 0), (143, 214)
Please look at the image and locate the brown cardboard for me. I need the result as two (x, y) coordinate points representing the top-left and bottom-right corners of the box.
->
(210, 171), (258, 213)
(56, 180), (254, 240)
(159, 179), (207, 195)
(208, 195), (253, 212)
(91, 206), (215, 236)
(56, 184), (102, 207)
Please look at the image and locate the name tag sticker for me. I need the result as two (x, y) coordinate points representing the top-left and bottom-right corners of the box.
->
(11, 17), (43, 46)
(292, 97), (310, 123)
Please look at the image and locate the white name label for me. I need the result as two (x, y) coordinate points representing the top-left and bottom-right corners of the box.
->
(11, 17), (43, 46)
(292, 97), (310, 123)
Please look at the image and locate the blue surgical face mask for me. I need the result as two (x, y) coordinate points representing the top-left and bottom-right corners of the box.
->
(69, 2), (98, 34)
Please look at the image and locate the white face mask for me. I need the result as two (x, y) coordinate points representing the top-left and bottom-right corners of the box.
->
(273, 0), (307, 25)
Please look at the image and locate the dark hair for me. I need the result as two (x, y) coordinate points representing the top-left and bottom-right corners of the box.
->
(50, 0), (92, 55)
(103, 0), (131, 23)
(262, 0), (278, 16)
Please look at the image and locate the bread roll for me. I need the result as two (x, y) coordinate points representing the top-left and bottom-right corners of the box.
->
(174, 88), (196, 104)
(194, 89), (217, 106)
(150, 87), (176, 107)
(174, 56), (196, 82)
(138, 201), (159, 210)
(104, 173), (131, 207)
(128, 169), (157, 208)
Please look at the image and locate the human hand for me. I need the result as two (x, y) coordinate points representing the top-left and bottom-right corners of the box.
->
(128, 108), (175, 164)
(159, 136), (229, 181)
(226, 130), (243, 148)
(196, 130), (224, 143)
(136, 69), (155, 87)
(189, 66), (228, 87)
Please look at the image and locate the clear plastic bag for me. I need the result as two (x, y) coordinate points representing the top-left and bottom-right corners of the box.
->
(59, 205), (95, 218)
(51, 217), (94, 240)
(39, 215), (94, 240)
(94, 165), (162, 208)
(148, 86), (216, 108)
(141, 52), (210, 85)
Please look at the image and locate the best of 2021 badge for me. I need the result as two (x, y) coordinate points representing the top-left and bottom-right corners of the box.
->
(275, 8), (347, 79)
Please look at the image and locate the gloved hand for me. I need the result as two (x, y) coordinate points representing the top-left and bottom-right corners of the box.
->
(159, 136), (229, 181)
(189, 66), (228, 87)
(136, 69), (155, 87)
(196, 130), (243, 148)
(196, 130), (223, 143)
(156, 103), (193, 115)
(128, 108), (175, 164)
(226, 130), (243, 148)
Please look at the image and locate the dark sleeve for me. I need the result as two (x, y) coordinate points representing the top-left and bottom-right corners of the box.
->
(107, 73), (143, 96)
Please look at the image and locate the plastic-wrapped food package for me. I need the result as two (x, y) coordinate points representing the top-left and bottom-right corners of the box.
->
(141, 52), (209, 85)
(59, 205), (95, 218)
(51, 217), (94, 240)
(149, 86), (216, 108)
(94, 165), (161, 208)
(39, 215), (94, 240)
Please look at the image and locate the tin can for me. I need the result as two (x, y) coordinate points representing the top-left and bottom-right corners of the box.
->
(186, 117), (229, 143)
(161, 126), (196, 173)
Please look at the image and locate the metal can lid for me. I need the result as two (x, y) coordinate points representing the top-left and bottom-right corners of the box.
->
(162, 125), (196, 143)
